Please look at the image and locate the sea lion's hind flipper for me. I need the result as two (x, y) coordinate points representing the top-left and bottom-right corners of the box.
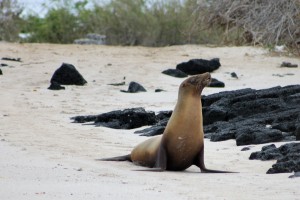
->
(200, 168), (238, 173)
(194, 146), (237, 173)
(96, 154), (132, 162)
(133, 168), (164, 172)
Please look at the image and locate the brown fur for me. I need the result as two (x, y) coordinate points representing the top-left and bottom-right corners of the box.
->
(99, 73), (235, 173)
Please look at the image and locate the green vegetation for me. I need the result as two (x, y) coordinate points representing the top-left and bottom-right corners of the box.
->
(23, 8), (82, 43)
(1, 0), (243, 45)
(1, 0), (299, 54)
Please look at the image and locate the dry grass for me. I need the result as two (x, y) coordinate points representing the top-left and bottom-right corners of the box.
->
(197, 0), (300, 54)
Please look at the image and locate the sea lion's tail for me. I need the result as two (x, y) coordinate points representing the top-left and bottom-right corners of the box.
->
(96, 154), (132, 162)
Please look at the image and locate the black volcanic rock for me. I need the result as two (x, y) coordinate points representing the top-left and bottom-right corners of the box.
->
(202, 85), (300, 145)
(135, 126), (165, 136)
(241, 147), (252, 151)
(231, 72), (238, 79)
(208, 78), (225, 88)
(73, 85), (300, 145)
(162, 69), (188, 78)
(155, 111), (172, 121)
(249, 144), (282, 160)
(176, 58), (220, 75)
(72, 107), (156, 129)
(72, 109), (171, 135)
(296, 116), (300, 141)
(235, 127), (283, 146)
(134, 112), (171, 136)
(50, 63), (87, 86)
(48, 82), (65, 90)
(0, 69), (2, 75)
(120, 81), (147, 93)
(1, 57), (21, 62)
(142, 85), (300, 142)
(155, 89), (166, 92)
(280, 62), (298, 68)
(249, 143), (300, 173)
(108, 81), (125, 86)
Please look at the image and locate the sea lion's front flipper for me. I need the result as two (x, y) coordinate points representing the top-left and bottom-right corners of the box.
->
(194, 145), (237, 173)
(194, 145), (208, 172)
(153, 144), (167, 170)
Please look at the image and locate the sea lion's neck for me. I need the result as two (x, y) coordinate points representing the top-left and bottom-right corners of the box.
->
(175, 91), (202, 117)
(165, 92), (203, 135)
(164, 88), (204, 135)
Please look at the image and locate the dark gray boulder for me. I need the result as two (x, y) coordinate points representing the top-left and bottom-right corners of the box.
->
(249, 143), (300, 174)
(135, 126), (165, 136)
(296, 116), (300, 141)
(235, 127), (283, 146)
(72, 85), (300, 145)
(140, 85), (300, 143)
(50, 63), (87, 86)
(48, 82), (65, 90)
(202, 85), (300, 145)
(120, 81), (147, 93)
(208, 78), (225, 88)
(72, 107), (156, 129)
(176, 58), (221, 75)
(249, 144), (282, 160)
(280, 61), (298, 68)
(162, 69), (188, 78)
(134, 113), (170, 136)
(231, 72), (238, 79)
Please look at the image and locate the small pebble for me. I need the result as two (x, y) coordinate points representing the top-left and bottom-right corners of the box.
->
(231, 72), (238, 79)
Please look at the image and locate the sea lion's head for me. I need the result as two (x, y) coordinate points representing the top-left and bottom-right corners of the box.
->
(179, 72), (211, 96)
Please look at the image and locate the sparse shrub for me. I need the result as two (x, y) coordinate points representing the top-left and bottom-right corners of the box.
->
(24, 9), (79, 43)
(0, 0), (23, 41)
(79, 0), (201, 46)
(2, 0), (299, 54)
(197, 0), (300, 52)
(22, 0), (86, 43)
(95, 0), (157, 45)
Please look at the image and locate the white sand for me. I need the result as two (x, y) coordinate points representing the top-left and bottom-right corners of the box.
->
(0, 43), (299, 200)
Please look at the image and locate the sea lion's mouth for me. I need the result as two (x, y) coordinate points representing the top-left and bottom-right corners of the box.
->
(206, 76), (211, 86)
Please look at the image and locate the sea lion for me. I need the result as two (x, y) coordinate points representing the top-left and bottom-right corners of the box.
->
(99, 73), (233, 173)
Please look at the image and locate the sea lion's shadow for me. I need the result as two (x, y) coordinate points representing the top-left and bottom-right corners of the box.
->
(131, 167), (201, 174)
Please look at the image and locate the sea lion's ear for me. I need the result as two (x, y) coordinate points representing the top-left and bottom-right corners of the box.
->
(187, 77), (197, 85)
(182, 82), (187, 87)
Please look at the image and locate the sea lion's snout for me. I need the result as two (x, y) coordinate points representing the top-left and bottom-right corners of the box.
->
(182, 73), (211, 92)
(203, 73), (211, 86)
(195, 72), (211, 87)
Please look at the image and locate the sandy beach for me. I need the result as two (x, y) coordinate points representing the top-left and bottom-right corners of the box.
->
(0, 43), (299, 200)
